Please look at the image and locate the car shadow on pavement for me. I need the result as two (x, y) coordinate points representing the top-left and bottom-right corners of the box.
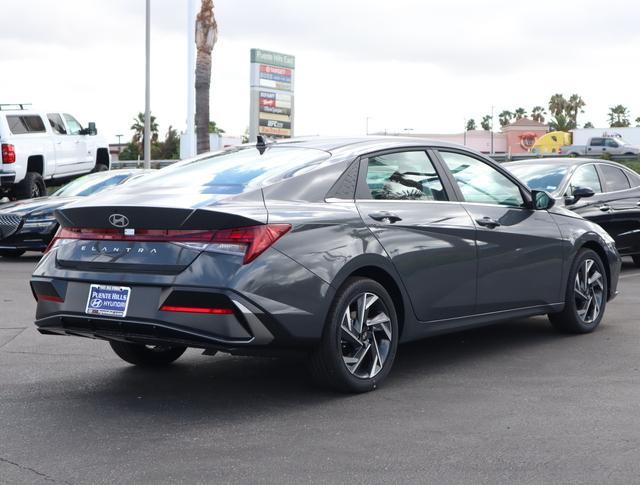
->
(33, 315), (570, 424)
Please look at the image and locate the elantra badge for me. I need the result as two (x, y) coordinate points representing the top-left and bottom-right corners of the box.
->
(109, 214), (129, 228)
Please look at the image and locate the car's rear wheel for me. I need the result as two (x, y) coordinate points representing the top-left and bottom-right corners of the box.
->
(548, 249), (607, 334)
(91, 162), (109, 173)
(109, 341), (186, 367)
(631, 255), (640, 267)
(0, 249), (26, 258)
(309, 277), (398, 393)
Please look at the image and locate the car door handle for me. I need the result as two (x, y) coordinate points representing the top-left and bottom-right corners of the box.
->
(368, 211), (402, 223)
(599, 205), (611, 212)
(475, 216), (501, 228)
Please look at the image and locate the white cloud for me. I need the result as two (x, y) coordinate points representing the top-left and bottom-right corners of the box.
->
(1, 0), (639, 144)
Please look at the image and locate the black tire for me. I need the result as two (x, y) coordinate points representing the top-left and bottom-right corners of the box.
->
(548, 249), (608, 334)
(0, 249), (26, 258)
(13, 172), (46, 199)
(309, 277), (399, 393)
(109, 341), (186, 367)
(632, 255), (640, 267)
(91, 163), (109, 173)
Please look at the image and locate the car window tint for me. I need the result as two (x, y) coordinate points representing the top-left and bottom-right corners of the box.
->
(605, 139), (619, 148)
(365, 151), (446, 201)
(53, 173), (132, 197)
(47, 113), (67, 134)
(625, 169), (640, 188)
(590, 138), (604, 147)
(568, 165), (602, 195)
(440, 151), (524, 207)
(600, 165), (630, 192)
(7, 115), (45, 134)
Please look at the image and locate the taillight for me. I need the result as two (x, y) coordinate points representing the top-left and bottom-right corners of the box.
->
(209, 224), (291, 264)
(45, 224), (292, 264)
(159, 305), (233, 314)
(1, 144), (16, 163)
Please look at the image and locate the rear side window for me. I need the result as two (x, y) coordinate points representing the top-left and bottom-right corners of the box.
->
(364, 151), (446, 201)
(590, 138), (604, 147)
(599, 165), (630, 192)
(47, 113), (67, 134)
(6, 115), (46, 134)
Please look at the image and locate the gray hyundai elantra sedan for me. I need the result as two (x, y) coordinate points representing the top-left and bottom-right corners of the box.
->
(30, 137), (620, 392)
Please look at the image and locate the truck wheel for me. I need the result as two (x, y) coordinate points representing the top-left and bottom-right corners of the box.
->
(91, 163), (109, 173)
(13, 172), (46, 199)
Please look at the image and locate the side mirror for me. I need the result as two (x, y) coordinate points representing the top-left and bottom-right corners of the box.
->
(565, 186), (595, 206)
(532, 190), (555, 210)
(87, 122), (97, 136)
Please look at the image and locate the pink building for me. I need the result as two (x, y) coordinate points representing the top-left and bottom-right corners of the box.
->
(392, 118), (549, 154)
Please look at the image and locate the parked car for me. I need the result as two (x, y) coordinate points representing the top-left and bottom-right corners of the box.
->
(505, 158), (640, 267)
(0, 104), (110, 200)
(0, 169), (145, 258)
(30, 138), (620, 392)
(560, 136), (640, 157)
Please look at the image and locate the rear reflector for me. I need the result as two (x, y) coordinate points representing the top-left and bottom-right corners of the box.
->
(1, 144), (16, 163)
(46, 224), (292, 264)
(36, 294), (64, 303)
(160, 305), (233, 314)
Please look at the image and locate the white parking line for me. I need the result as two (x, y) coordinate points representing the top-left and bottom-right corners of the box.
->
(619, 271), (640, 280)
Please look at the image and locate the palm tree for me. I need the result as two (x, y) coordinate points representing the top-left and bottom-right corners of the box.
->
(480, 115), (492, 131)
(130, 112), (158, 154)
(635, 117), (640, 128)
(583, 121), (594, 129)
(514, 107), (527, 120)
(608, 105), (630, 127)
(465, 119), (477, 131)
(548, 93), (567, 117)
(531, 106), (546, 123)
(498, 110), (513, 127)
(548, 113), (572, 132)
(208, 121), (225, 134)
(195, 0), (218, 154)
(567, 94), (586, 127)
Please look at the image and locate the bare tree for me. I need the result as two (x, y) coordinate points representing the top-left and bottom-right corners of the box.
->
(195, 0), (218, 154)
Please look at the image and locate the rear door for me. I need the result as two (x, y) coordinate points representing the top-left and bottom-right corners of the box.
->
(355, 148), (477, 322)
(595, 163), (640, 254)
(587, 137), (605, 156)
(436, 149), (564, 313)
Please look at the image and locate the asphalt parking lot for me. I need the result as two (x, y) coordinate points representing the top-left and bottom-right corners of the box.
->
(1, 256), (639, 484)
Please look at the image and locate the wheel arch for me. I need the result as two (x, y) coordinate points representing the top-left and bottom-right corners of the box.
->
(330, 256), (410, 339)
(96, 147), (110, 169)
(26, 155), (44, 175)
(579, 239), (613, 299)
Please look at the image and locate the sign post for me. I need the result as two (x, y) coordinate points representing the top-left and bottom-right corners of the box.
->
(249, 48), (295, 142)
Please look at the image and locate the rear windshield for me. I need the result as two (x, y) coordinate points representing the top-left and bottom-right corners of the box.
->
(129, 146), (331, 194)
(505, 163), (569, 192)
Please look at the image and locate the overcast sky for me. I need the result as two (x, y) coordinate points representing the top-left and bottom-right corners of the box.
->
(2, 0), (640, 143)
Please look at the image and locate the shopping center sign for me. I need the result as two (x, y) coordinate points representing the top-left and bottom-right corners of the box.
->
(249, 48), (295, 141)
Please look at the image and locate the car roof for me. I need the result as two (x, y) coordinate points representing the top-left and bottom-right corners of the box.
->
(271, 136), (470, 152)
(504, 158), (625, 167)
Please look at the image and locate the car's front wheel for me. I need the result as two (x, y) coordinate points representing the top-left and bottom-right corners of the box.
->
(309, 277), (399, 393)
(548, 249), (607, 334)
(109, 341), (186, 367)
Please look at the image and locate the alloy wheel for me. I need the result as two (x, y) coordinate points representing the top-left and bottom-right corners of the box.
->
(340, 292), (392, 379)
(574, 258), (604, 324)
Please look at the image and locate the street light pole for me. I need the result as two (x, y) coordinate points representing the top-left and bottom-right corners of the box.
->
(143, 0), (151, 169)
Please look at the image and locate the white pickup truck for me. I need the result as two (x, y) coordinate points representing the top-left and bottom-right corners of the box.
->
(0, 105), (110, 199)
(560, 136), (640, 157)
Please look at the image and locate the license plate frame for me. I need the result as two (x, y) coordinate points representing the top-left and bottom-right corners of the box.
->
(85, 284), (131, 318)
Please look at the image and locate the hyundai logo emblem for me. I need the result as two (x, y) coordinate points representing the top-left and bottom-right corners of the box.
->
(108, 214), (129, 228)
